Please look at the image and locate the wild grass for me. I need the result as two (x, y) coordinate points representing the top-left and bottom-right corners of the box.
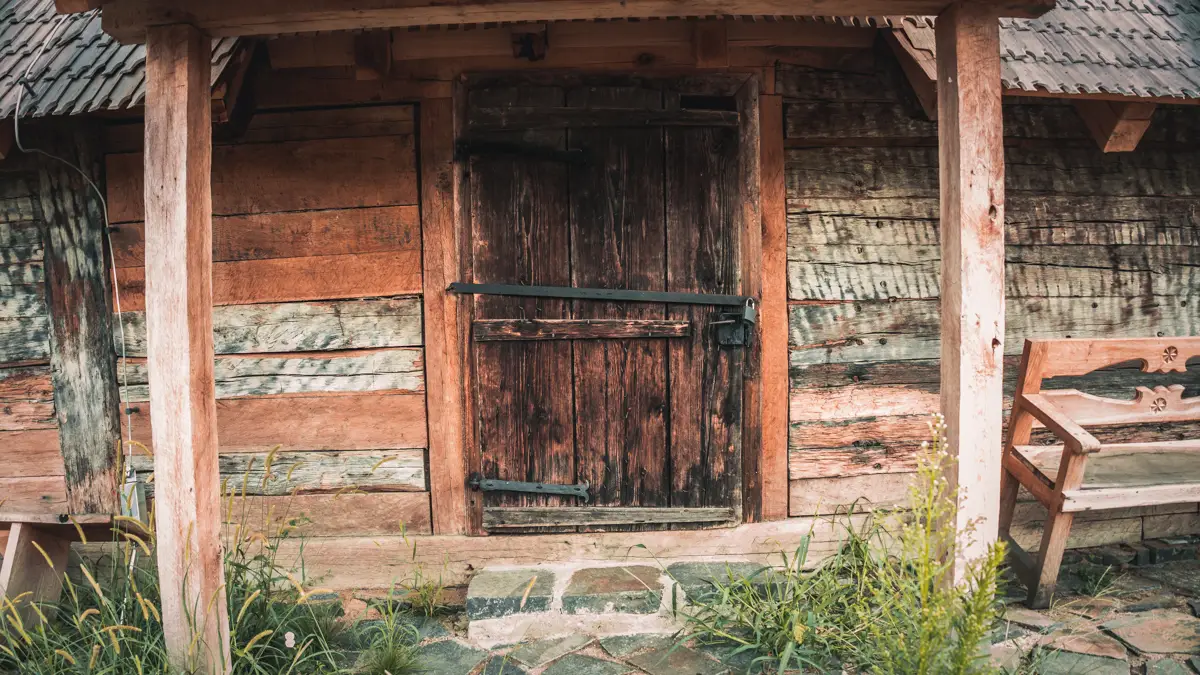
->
(0, 448), (429, 675)
(682, 416), (1008, 675)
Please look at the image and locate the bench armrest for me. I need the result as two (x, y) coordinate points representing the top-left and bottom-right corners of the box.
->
(1020, 393), (1102, 454)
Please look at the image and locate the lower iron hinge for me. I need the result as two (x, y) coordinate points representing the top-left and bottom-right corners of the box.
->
(469, 475), (591, 503)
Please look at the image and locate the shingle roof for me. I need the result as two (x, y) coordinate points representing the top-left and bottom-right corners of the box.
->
(895, 0), (1200, 100)
(0, 0), (238, 119)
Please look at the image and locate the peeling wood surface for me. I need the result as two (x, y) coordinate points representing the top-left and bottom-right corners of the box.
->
(131, 449), (426, 496)
(0, 366), (55, 431)
(116, 297), (423, 357)
(118, 348), (425, 401)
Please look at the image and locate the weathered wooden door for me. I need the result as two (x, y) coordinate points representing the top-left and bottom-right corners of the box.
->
(462, 74), (756, 532)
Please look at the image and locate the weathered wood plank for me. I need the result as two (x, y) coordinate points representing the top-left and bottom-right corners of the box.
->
(111, 205), (421, 267)
(474, 319), (690, 341)
(760, 93), (790, 522)
(483, 506), (736, 529)
(124, 392), (428, 454)
(789, 472), (914, 516)
(788, 296), (1200, 364)
(0, 430), (64, 478)
(789, 444), (920, 480)
(787, 243), (1200, 300)
(116, 249), (423, 310)
(133, 449), (425, 497)
(0, 315), (49, 364)
(0, 285), (46, 320)
(791, 384), (938, 422)
(788, 196), (1200, 247)
(117, 297), (423, 357)
(37, 125), (122, 515)
(0, 476), (68, 514)
(106, 135), (419, 223)
(0, 366), (55, 431)
(224, 491), (432, 537)
(118, 348), (425, 401)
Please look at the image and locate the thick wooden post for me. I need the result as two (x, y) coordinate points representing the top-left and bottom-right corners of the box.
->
(36, 124), (122, 515)
(936, 1), (1005, 579)
(144, 24), (231, 673)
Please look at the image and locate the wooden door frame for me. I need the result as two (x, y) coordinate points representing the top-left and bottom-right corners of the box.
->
(421, 71), (777, 536)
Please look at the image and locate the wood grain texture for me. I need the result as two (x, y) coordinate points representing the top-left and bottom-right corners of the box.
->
(124, 392), (428, 454)
(759, 93), (789, 521)
(789, 472), (914, 516)
(110, 205), (420, 267)
(484, 506), (735, 529)
(0, 476), (68, 514)
(142, 25), (230, 671)
(0, 366), (55, 431)
(118, 348), (425, 401)
(419, 97), (469, 535)
(117, 297), (423, 357)
(473, 319), (690, 341)
(115, 249), (422, 310)
(132, 449), (426, 496)
(0, 429), (64, 478)
(224, 491), (431, 536)
(106, 135), (418, 223)
(0, 523), (70, 626)
(36, 125), (122, 515)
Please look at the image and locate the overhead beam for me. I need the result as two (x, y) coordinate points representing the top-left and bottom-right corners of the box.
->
(1074, 100), (1157, 153)
(935, 0), (1006, 581)
(885, 29), (937, 120)
(144, 24), (231, 674)
(96, 0), (1055, 42)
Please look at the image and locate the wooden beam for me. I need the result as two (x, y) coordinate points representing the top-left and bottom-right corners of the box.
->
(885, 30), (938, 121)
(419, 97), (469, 536)
(737, 76), (764, 522)
(36, 124), (122, 515)
(0, 523), (70, 625)
(143, 24), (231, 674)
(692, 21), (729, 69)
(759, 93), (789, 521)
(98, 0), (1056, 42)
(53, 0), (102, 12)
(1073, 100), (1156, 153)
(354, 31), (392, 81)
(935, 0), (1006, 580)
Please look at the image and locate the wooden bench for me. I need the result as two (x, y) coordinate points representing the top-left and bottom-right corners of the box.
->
(999, 337), (1200, 608)
(0, 514), (120, 622)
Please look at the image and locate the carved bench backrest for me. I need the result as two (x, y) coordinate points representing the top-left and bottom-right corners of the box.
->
(1020, 337), (1200, 428)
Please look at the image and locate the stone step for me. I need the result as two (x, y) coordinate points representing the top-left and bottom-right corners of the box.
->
(464, 561), (772, 648)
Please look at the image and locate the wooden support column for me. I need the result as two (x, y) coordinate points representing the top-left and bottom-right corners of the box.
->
(935, 1), (1006, 579)
(420, 97), (470, 535)
(144, 24), (231, 673)
(37, 124), (122, 515)
(758, 93), (789, 521)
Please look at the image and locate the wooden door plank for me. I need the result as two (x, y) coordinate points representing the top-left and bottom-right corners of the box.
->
(666, 99), (744, 511)
(143, 24), (231, 672)
(484, 506), (735, 529)
(474, 319), (690, 341)
(568, 82), (670, 509)
(936, 1), (1006, 578)
(467, 106), (738, 130)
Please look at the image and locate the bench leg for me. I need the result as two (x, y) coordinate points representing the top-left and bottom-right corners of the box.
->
(0, 523), (70, 623)
(1027, 509), (1074, 609)
(997, 466), (1020, 537)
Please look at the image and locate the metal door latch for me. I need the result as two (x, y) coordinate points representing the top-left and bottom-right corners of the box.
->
(711, 299), (756, 347)
(469, 474), (591, 502)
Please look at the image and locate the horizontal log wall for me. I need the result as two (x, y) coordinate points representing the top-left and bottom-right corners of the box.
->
(0, 158), (69, 514)
(782, 50), (1200, 548)
(99, 104), (432, 535)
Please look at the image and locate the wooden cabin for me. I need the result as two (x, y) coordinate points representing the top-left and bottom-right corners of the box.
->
(0, 0), (1198, 665)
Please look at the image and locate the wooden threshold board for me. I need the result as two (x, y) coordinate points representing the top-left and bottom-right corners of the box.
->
(483, 506), (736, 530)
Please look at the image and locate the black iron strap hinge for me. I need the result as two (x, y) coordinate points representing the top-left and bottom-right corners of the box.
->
(469, 474), (591, 503)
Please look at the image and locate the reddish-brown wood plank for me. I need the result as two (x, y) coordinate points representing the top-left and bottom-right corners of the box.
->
(0, 366), (55, 431)
(568, 82), (670, 508)
(419, 97), (470, 535)
(115, 249), (422, 310)
(106, 135), (418, 223)
(0, 429), (65, 477)
(110, 205), (420, 266)
(0, 477), (68, 514)
(223, 492), (432, 537)
(759, 93), (789, 521)
(124, 392), (428, 454)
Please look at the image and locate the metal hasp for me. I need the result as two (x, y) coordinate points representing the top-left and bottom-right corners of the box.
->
(469, 474), (591, 503)
(449, 282), (756, 346)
